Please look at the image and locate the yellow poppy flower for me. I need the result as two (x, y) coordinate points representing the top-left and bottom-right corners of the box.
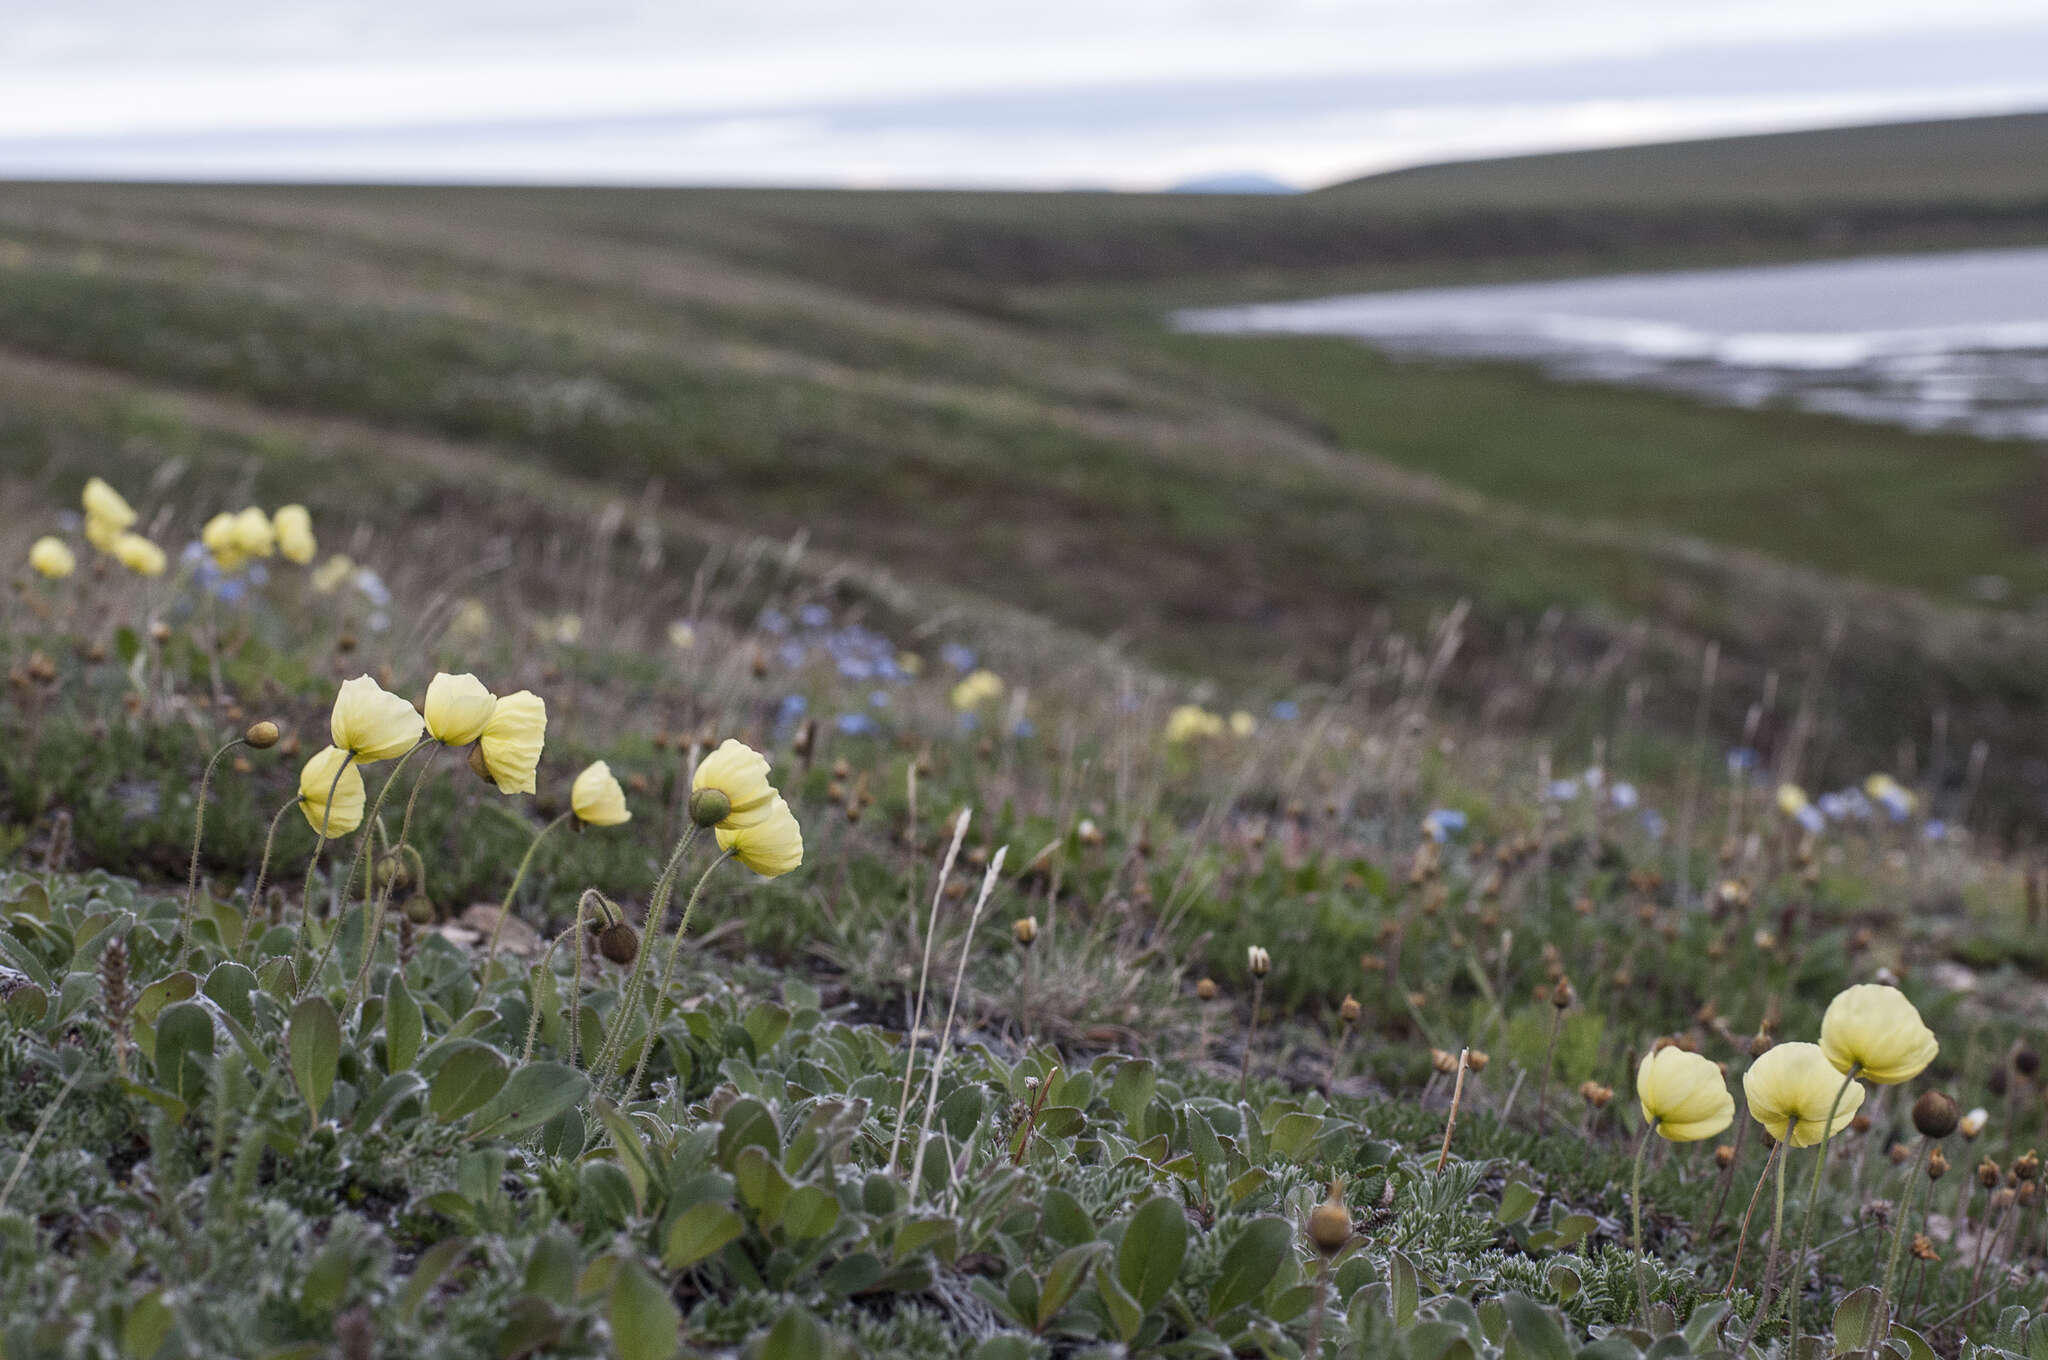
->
(28, 536), (75, 579)
(201, 513), (246, 572)
(950, 669), (1004, 711)
(1164, 704), (1225, 744)
(84, 515), (124, 552)
(1744, 1041), (1865, 1147)
(81, 477), (137, 532)
(422, 672), (497, 746)
(571, 761), (632, 827)
(329, 675), (424, 763)
(476, 691), (546, 794)
(691, 739), (777, 824)
(1228, 710), (1258, 739)
(1775, 783), (1810, 817)
(310, 554), (355, 594)
(717, 794), (803, 877)
(232, 506), (276, 559)
(272, 504), (317, 565)
(111, 533), (167, 577)
(298, 745), (366, 836)
(1820, 984), (1939, 1085)
(1637, 1047), (1735, 1142)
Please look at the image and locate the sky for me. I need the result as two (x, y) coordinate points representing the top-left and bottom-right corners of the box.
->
(5, 2), (2047, 189)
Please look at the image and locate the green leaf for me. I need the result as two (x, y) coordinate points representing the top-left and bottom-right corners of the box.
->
(1040, 1187), (1095, 1248)
(742, 1002), (791, 1054)
(467, 1062), (588, 1140)
(1207, 1215), (1289, 1319)
(1500, 1291), (1572, 1360)
(1039, 1242), (1106, 1331)
(733, 1145), (793, 1227)
(1267, 1111), (1323, 1159)
(203, 963), (258, 1029)
(939, 1084), (984, 1140)
(122, 1287), (174, 1360)
(1391, 1250), (1420, 1326)
(429, 1044), (509, 1123)
(1497, 1178), (1541, 1225)
(783, 1184), (841, 1241)
(1096, 1257), (1144, 1345)
(1107, 1058), (1157, 1132)
(606, 1257), (680, 1360)
(1834, 1285), (1885, 1354)
(756, 1305), (826, 1360)
(134, 970), (198, 1024)
(1115, 1194), (1188, 1313)
(396, 1237), (469, 1324)
(384, 973), (422, 1073)
(662, 1201), (746, 1269)
(288, 996), (341, 1126)
(153, 1000), (214, 1105)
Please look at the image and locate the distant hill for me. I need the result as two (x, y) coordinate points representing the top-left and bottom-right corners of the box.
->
(1168, 172), (1299, 195)
(1317, 109), (2048, 210)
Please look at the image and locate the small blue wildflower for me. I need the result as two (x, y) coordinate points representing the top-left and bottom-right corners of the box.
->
(1270, 700), (1300, 721)
(1545, 778), (1581, 802)
(777, 641), (806, 670)
(798, 603), (831, 628)
(352, 568), (390, 607)
(1725, 747), (1758, 774)
(1923, 819), (1948, 842)
(1796, 805), (1825, 835)
(758, 607), (790, 636)
(1012, 718), (1035, 738)
(1640, 809), (1667, 839)
(777, 694), (808, 723)
(836, 713), (877, 736)
(939, 642), (977, 673)
(1421, 808), (1467, 842)
(836, 656), (875, 680)
(958, 712), (981, 732)
(1609, 782), (1639, 810)
(869, 690), (891, 708)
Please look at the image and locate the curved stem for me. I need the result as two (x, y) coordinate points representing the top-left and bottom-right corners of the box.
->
(1632, 1120), (1659, 1328)
(1725, 1139), (1783, 1296)
(344, 744), (442, 1020)
(1790, 1066), (1860, 1350)
(481, 812), (574, 978)
(586, 826), (698, 1081)
(181, 736), (248, 965)
(297, 742), (424, 1000)
(1239, 977), (1264, 1103)
(608, 848), (731, 1104)
(1878, 1135), (1931, 1333)
(1741, 1119), (1797, 1355)
(521, 919), (580, 1065)
(290, 750), (357, 957)
(240, 797), (297, 964)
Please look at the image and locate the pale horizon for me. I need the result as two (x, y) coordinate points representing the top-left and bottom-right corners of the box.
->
(6, 2), (2048, 189)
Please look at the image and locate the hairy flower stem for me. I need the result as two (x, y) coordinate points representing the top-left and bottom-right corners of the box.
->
(298, 742), (424, 1000)
(606, 849), (731, 1104)
(1877, 1135), (1931, 1334)
(520, 901), (596, 1066)
(1632, 1120), (1660, 1327)
(1789, 1065), (1860, 1350)
(1535, 1005), (1564, 1130)
(290, 750), (358, 956)
(180, 736), (248, 965)
(585, 827), (698, 1079)
(1725, 1139), (1783, 1297)
(344, 745), (442, 1020)
(238, 798), (297, 963)
(1741, 1118), (1798, 1356)
(481, 811), (574, 978)
(1238, 976), (1264, 1104)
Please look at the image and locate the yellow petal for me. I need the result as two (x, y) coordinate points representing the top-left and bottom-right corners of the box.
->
(422, 672), (497, 746)
(28, 536), (75, 579)
(298, 746), (365, 836)
(1744, 1042), (1865, 1147)
(1820, 984), (1939, 1085)
(477, 691), (546, 795)
(330, 675), (424, 763)
(571, 760), (632, 827)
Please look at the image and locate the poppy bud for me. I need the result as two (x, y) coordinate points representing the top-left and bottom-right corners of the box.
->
(2016, 1151), (2040, 1182)
(404, 897), (435, 925)
(688, 787), (732, 828)
(1012, 916), (1038, 947)
(1307, 1181), (1351, 1255)
(1889, 1142), (1911, 1164)
(1431, 1049), (1459, 1075)
(467, 742), (493, 784)
(1196, 978), (1218, 1002)
(2017, 1046), (2040, 1078)
(1980, 1158), (2001, 1188)
(1912, 1091), (1959, 1140)
(598, 923), (640, 966)
(1246, 946), (1270, 978)
(1715, 1145), (1736, 1169)
(1551, 978), (1575, 1010)
(1465, 1050), (1489, 1073)
(1750, 1033), (1775, 1058)
(245, 720), (280, 749)
(1339, 995), (1361, 1024)
(1928, 1146), (1949, 1180)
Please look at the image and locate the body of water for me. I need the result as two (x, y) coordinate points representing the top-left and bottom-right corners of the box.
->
(1177, 246), (2048, 441)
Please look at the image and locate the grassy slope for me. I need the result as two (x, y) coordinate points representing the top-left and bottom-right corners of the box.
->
(4, 110), (2048, 815)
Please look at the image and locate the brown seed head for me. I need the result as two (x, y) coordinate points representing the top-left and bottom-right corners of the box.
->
(598, 923), (641, 966)
(1464, 1050), (1489, 1073)
(2016, 1150), (2041, 1182)
(1339, 995), (1361, 1024)
(1431, 1048), (1459, 1076)
(1909, 1233), (1939, 1262)
(1928, 1146), (1949, 1180)
(1195, 978), (1218, 1002)
(1012, 915), (1039, 947)
(2017, 1046), (2041, 1078)
(1980, 1158), (2001, 1188)
(1715, 1144), (1736, 1169)
(1551, 977), (1575, 1010)
(1912, 1091), (1959, 1140)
